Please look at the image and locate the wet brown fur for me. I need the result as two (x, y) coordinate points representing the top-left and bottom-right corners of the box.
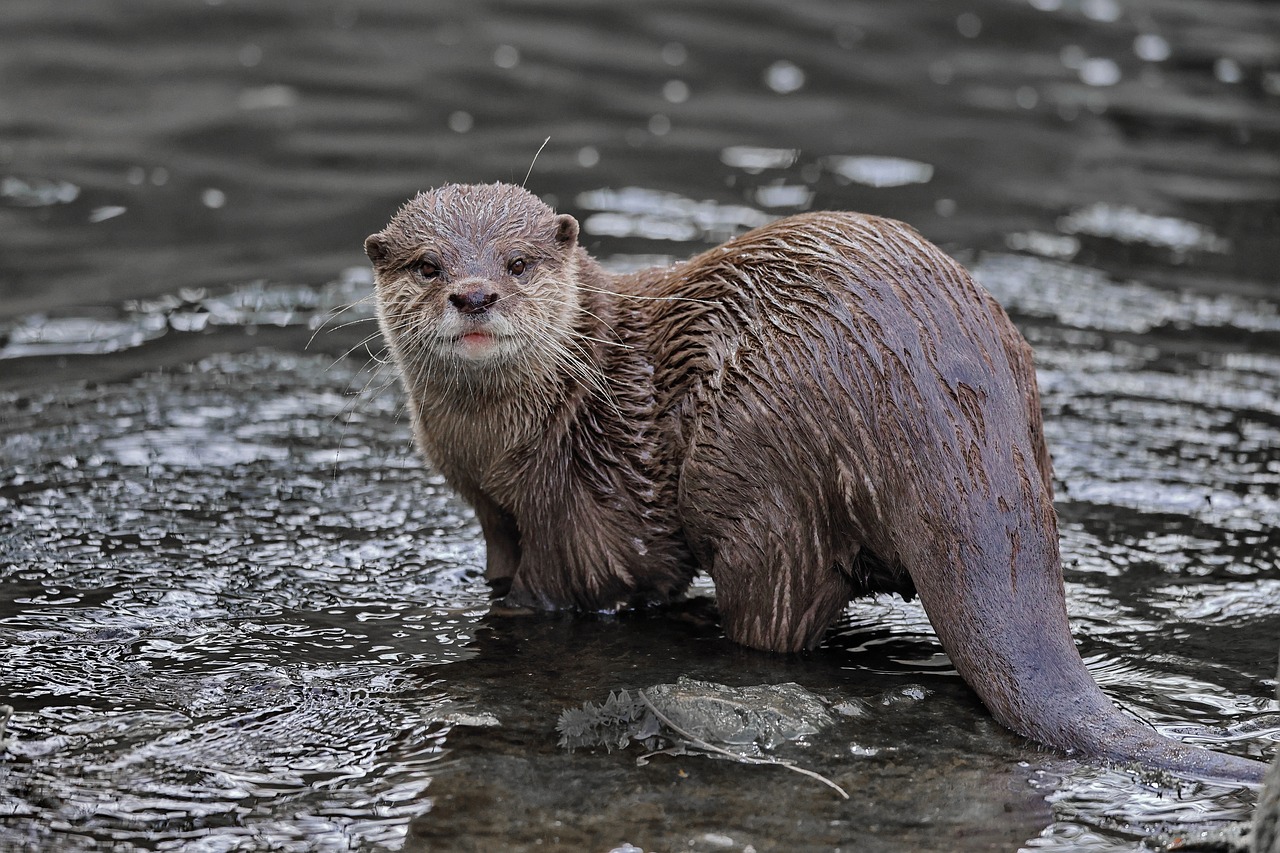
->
(365, 182), (1267, 782)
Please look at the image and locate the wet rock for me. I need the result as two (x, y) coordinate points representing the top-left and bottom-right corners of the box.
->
(1252, 753), (1280, 853)
(0, 705), (13, 751)
(1156, 656), (1280, 853)
(1250, 660), (1280, 853)
(557, 676), (833, 754)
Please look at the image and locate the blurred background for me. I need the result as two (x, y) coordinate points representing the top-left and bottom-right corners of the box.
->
(1, 2), (1278, 852)
(2, 0), (1276, 318)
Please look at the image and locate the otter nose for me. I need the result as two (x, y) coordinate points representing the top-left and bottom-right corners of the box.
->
(448, 288), (499, 315)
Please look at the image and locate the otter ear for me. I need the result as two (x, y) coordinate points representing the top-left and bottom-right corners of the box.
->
(554, 214), (579, 247)
(364, 233), (390, 266)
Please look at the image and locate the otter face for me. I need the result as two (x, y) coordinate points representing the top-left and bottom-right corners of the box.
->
(365, 183), (581, 371)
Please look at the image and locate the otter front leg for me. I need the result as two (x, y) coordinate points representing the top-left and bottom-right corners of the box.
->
(470, 494), (521, 587)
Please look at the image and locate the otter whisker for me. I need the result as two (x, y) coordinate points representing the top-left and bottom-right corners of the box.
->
(575, 282), (719, 306)
(562, 329), (636, 350)
(326, 330), (394, 372)
(306, 294), (379, 349)
(519, 323), (620, 412)
(520, 293), (629, 345)
(319, 313), (380, 336)
(325, 353), (406, 480)
(522, 136), (551, 188)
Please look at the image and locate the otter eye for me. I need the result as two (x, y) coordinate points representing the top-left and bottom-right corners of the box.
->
(508, 258), (526, 276)
(413, 261), (441, 281)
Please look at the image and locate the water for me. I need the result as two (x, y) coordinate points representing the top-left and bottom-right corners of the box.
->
(2, 0), (1279, 850)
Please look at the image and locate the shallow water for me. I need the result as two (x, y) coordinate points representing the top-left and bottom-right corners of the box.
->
(2, 1), (1279, 851)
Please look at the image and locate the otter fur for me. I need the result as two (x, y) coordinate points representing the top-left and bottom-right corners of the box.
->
(364, 182), (1267, 782)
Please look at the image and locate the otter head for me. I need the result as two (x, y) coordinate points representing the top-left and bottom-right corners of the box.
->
(365, 183), (581, 374)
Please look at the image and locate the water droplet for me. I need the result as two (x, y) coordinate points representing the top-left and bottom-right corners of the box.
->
(238, 43), (262, 68)
(956, 12), (982, 38)
(201, 189), (226, 209)
(448, 111), (473, 133)
(493, 44), (519, 69)
(825, 155), (934, 188)
(719, 145), (798, 172)
(935, 198), (956, 217)
(1080, 0), (1121, 23)
(1215, 57), (1242, 84)
(576, 146), (599, 168)
(764, 60), (805, 94)
(647, 114), (671, 135)
(1005, 231), (1079, 259)
(754, 184), (812, 209)
(1133, 33), (1171, 62)
(1, 176), (80, 206)
(1015, 86), (1039, 109)
(1079, 57), (1121, 87)
(662, 79), (689, 104)
(660, 42), (686, 66)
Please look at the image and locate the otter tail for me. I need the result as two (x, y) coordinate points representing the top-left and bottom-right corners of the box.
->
(1058, 698), (1269, 783)
(907, 518), (1268, 784)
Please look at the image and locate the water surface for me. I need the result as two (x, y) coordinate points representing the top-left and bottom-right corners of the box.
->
(2, 1), (1279, 851)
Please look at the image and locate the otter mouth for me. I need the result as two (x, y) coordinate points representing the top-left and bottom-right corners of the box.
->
(452, 328), (506, 360)
(435, 311), (517, 362)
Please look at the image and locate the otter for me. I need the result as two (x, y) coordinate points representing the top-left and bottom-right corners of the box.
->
(364, 182), (1267, 782)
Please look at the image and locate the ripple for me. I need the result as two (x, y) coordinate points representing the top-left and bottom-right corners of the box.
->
(823, 155), (935, 188)
(0, 176), (80, 207)
(719, 145), (799, 172)
(576, 186), (772, 244)
(1058, 203), (1230, 254)
(1, 667), (454, 851)
(0, 269), (376, 363)
(974, 253), (1279, 334)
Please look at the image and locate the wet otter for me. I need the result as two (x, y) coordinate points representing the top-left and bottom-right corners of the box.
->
(364, 182), (1267, 782)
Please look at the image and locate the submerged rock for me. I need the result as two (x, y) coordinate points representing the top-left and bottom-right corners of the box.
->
(557, 676), (833, 754)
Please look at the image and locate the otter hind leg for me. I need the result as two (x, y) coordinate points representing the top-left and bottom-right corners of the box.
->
(708, 532), (856, 654)
(678, 463), (858, 653)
